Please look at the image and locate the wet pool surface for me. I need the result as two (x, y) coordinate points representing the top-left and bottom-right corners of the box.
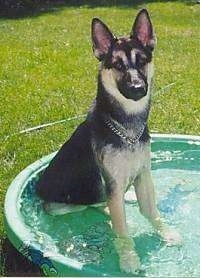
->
(19, 140), (200, 276)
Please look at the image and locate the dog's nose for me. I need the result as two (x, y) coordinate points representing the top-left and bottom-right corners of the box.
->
(129, 80), (144, 89)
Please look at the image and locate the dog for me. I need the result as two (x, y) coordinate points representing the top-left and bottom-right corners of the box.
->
(36, 9), (181, 274)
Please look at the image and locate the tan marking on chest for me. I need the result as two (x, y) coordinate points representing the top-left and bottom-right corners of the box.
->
(101, 143), (150, 192)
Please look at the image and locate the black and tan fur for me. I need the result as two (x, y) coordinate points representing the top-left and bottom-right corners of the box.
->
(36, 9), (181, 274)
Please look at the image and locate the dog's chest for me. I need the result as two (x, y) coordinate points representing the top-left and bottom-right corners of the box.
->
(101, 142), (150, 190)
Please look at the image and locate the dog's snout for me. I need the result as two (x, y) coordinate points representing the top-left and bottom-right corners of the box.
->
(125, 70), (145, 89)
(119, 69), (147, 101)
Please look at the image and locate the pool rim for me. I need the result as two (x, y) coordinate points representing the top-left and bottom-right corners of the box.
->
(4, 133), (200, 276)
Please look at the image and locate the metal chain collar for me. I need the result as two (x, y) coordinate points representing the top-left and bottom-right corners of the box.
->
(105, 117), (146, 149)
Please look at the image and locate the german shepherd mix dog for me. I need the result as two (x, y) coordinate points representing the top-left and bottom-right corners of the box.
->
(36, 9), (181, 274)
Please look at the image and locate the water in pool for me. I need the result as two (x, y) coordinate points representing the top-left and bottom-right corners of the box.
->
(20, 166), (200, 276)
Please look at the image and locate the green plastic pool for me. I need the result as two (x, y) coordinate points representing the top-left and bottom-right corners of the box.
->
(4, 134), (200, 277)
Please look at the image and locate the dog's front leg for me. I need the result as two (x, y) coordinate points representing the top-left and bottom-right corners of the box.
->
(135, 169), (182, 246)
(108, 187), (140, 274)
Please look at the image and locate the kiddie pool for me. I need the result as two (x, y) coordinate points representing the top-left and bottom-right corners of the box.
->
(4, 134), (200, 277)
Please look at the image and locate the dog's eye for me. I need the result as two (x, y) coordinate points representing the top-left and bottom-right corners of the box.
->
(113, 61), (126, 71)
(136, 55), (147, 68)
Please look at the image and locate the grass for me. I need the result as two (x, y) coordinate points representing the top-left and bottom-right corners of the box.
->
(0, 0), (200, 275)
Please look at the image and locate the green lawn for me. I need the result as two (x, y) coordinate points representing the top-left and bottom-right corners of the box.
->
(0, 0), (200, 275)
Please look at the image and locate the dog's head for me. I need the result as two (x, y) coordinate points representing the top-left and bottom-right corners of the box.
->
(91, 9), (156, 111)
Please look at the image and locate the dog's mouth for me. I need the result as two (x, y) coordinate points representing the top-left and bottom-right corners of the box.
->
(118, 83), (148, 101)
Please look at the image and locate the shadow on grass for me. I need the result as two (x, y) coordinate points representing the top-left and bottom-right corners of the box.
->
(0, 0), (197, 19)
(0, 237), (41, 277)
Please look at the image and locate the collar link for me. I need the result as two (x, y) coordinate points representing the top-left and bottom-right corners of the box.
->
(105, 117), (146, 149)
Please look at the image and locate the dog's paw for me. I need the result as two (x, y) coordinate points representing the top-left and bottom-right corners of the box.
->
(153, 218), (182, 246)
(119, 250), (141, 274)
(159, 227), (182, 246)
(114, 237), (141, 274)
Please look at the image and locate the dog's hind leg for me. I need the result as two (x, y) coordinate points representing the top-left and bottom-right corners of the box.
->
(44, 202), (87, 216)
(134, 169), (182, 246)
(44, 201), (107, 216)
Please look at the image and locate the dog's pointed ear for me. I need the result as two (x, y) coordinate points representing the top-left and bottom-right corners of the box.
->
(130, 9), (156, 49)
(91, 18), (115, 60)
